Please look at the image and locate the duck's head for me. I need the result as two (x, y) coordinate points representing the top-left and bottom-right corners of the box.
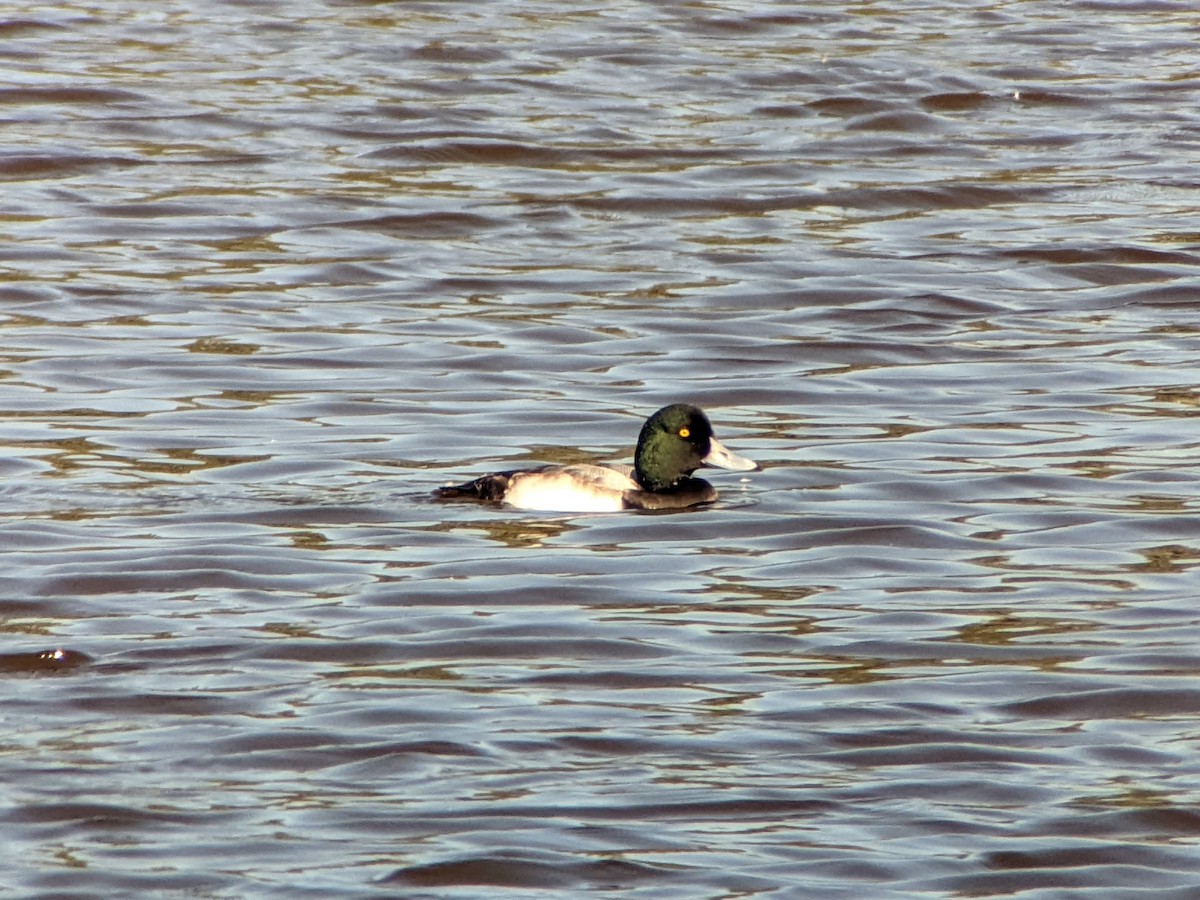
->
(633, 404), (758, 491)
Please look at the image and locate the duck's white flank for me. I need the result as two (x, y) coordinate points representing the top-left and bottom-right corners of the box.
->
(502, 464), (637, 512)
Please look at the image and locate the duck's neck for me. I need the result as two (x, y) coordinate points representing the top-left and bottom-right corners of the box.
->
(635, 467), (667, 491)
(634, 461), (687, 492)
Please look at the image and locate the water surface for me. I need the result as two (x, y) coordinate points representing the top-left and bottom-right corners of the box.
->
(4, 1), (1200, 897)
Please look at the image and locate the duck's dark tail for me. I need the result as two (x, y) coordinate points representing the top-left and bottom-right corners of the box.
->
(433, 472), (514, 503)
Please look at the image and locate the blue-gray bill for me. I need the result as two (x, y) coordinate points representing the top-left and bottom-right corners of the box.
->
(702, 437), (758, 472)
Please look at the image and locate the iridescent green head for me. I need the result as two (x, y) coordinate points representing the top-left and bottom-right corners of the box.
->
(633, 404), (757, 491)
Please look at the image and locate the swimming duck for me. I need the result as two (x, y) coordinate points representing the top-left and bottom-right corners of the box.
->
(435, 404), (758, 512)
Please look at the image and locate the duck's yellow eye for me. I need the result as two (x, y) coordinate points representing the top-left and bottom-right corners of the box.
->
(679, 427), (690, 438)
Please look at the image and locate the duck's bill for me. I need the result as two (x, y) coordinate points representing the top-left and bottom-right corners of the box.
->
(703, 437), (759, 472)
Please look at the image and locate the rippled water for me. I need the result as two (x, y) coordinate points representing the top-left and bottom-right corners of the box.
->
(4, 1), (1200, 896)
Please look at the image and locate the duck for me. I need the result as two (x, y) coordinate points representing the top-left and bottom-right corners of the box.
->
(434, 403), (758, 512)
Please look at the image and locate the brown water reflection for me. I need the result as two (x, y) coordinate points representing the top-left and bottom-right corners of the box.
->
(4, 0), (1200, 897)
